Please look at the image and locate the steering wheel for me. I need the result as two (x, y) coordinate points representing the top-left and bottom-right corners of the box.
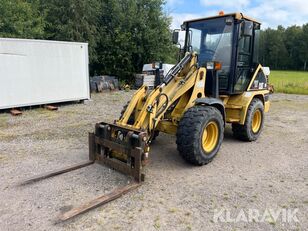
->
(198, 49), (215, 65)
(204, 49), (215, 56)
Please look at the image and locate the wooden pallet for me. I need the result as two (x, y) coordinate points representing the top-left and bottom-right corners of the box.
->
(10, 109), (22, 116)
(45, 105), (58, 111)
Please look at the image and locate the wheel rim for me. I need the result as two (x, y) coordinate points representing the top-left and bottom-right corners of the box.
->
(202, 121), (219, 153)
(252, 109), (262, 133)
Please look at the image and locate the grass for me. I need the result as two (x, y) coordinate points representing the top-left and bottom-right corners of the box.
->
(270, 70), (308, 95)
(0, 114), (9, 128)
(153, 216), (160, 229)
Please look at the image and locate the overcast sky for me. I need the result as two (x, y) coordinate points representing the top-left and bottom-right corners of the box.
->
(165, 0), (308, 29)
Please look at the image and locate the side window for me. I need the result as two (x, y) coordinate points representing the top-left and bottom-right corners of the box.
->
(253, 27), (260, 63)
(234, 69), (251, 92)
(239, 36), (251, 52)
(250, 70), (267, 90)
(190, 28), (202, 53)
(238, 36), (251, 67)
(234, 20), (253, 93)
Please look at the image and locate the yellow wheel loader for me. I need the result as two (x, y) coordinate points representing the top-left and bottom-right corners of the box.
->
(89, 12), (270, 181)
(21, 12), (270, 221)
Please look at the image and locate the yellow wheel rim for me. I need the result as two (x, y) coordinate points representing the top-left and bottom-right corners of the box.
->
(252, 109), (262, 133)
(202, 121), (219, 153)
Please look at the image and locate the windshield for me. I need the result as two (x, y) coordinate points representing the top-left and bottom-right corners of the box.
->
(186, 17), (234, 69)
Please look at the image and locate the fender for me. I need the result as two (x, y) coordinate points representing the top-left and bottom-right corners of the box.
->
(195, 97), (226, 126)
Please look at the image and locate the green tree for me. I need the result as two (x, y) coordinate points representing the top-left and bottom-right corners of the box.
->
(39, 0), (176, 79)
(41, 0), (101, 65)
(284, 25), (302, 69)
(94, 0), (176, 79)
(299, 24), (308, 71)
(0, 0), (45, 38)
(260, 24), (308, 71)
(260, 27), (289, 69)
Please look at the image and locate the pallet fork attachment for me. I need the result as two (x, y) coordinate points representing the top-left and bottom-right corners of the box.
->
(19, 160), (95, 185)
(58, 182), (140, 221)
(19, 122), (146, 221)
(90, 122), (148, 182)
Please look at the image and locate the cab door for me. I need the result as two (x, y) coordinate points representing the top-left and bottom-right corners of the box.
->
(234, 20), (254, 92)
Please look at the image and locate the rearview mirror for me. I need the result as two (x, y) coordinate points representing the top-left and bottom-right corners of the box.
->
(242, 21), (253, 37)
(172, 30), (186, 49)
(172, 30), (180, 44)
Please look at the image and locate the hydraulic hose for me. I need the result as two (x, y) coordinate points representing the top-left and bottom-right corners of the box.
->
(155, 93), (169, 119)
(163, 53), (193, 85)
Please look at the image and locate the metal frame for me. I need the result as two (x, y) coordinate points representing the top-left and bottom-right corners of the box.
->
(0, 38), (90, 110)
(182, 14), (262, 95)
(183, 12), (261, 25)
(89, 122), (148, 182)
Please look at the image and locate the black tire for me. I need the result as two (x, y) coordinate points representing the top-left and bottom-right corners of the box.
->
(176, 106), (224, 165)
(119, 101), (135, 125)
(232, 98), (264, 141)
(151, 130), (160, 141)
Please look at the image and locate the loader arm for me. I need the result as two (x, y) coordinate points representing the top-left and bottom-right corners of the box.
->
(89, 52), (207, 182)
(118, 52), (204, 135)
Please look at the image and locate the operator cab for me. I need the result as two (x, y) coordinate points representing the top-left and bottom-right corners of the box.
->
(173, 12), (265, 95)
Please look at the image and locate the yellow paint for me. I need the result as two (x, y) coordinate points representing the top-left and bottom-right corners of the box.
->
(184, 12), (261, 25)
(252, 109), (262, 133)
(118, 86), (147, 125)
(224, 90), (269, 124)
(156, 121), (177, 135)
(202, 121), (219, 153)
(264, 101), (270, 113)
(117, 52), (271, 138)
(247, 64), (262, 90)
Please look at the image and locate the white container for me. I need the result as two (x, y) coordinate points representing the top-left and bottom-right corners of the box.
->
(0, 38), (90, 110)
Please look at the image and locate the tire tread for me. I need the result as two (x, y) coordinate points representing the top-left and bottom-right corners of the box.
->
(176, 106), (224, 165)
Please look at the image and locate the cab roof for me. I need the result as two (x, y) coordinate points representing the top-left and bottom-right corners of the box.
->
(183, 12), (261, 25)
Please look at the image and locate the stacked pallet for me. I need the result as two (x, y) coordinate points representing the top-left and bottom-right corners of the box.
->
(135, 74), (156, 88)
(90, 76), (119, 92)
(135, 64), (174, 89)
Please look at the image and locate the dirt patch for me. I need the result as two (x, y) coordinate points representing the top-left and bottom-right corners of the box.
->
(0, 92), (307, 230)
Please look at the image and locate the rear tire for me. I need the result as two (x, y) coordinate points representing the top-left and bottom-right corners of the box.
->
(232, 98), (264, 141)
(176, 106), (224, 165)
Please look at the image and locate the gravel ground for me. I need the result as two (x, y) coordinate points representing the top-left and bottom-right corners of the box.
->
(0, 91), (307, 231)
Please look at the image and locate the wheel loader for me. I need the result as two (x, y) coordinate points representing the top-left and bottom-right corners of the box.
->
(21, 12), (270, 221)
(89, 12), (270, 180)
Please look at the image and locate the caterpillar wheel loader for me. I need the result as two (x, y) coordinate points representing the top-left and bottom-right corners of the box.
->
(21, 12), (270, 221)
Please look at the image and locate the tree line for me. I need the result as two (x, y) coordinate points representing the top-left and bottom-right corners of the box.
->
(0, 0), (177, 80)
(0, 0), (307, 81)
(260, 24), (308, 71)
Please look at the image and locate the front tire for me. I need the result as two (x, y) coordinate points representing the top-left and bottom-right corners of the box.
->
(176, 106), (224, 165)
(232, 98), (264, 141)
